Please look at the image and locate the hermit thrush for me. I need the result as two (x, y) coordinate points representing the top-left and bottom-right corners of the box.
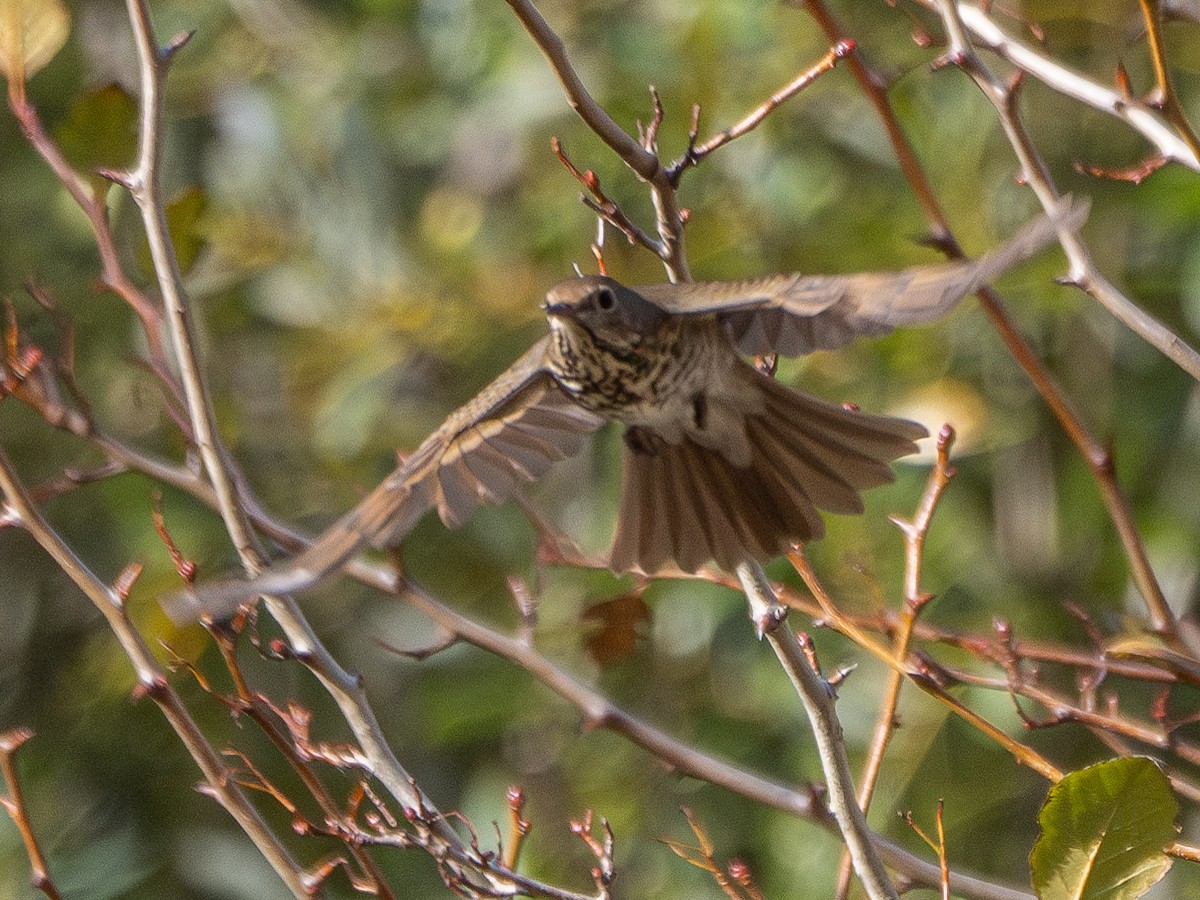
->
(166, 198), (1085, 622)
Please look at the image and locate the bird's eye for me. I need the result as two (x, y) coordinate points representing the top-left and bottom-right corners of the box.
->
(596, 288), (616, 311)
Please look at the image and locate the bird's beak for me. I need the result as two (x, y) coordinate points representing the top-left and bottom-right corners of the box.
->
(542, 301), (576, 318)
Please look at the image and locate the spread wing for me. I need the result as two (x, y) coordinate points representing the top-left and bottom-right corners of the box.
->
(636, 197), (1086, 356)
(165, 336), (604, 622)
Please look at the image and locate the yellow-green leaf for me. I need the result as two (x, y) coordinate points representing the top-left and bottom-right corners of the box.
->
(56, 83), (138, 176)
(0, 0), (70, 83)
(1031, 757), (1177, 900)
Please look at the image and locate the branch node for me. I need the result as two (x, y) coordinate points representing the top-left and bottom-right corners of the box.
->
(162, 30), (196, 63)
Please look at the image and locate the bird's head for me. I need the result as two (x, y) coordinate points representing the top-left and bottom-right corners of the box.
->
(543, 276), (668, 350)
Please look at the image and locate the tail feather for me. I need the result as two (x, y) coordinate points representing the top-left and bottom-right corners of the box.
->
(691, 440), (782, 562)
(751, 423), (863, 514)
(667, 443), (718, 572)
(609, 373), (925, 574)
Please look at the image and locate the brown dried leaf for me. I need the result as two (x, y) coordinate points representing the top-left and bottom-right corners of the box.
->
(581, 591), (651, 665)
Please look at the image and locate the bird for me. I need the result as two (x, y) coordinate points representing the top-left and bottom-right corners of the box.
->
(165, 198), (1085, 623)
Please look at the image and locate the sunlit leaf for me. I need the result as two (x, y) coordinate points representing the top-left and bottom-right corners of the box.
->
(56, 83), (138, 178)
(1031, 757), (1177, 900)
(0, 0), (70, 83)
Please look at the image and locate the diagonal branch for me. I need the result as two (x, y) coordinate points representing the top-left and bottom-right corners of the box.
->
(911, 0), (1200, 171)
(0, 444), (313, 897)
(928, 0), (1186, 641)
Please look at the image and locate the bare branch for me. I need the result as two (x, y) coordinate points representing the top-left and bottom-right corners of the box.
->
(928, 0), (1187, 639)
(0, 446), (313, 896)
(0, 729), (63, 900)
(737, 560), (899, 900)
(503, 0), (690, 279)
(913, 0), (1200, 171)
(667, 39), (856, 182)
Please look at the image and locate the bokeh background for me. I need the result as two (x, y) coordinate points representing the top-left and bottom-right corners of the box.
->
(1, 0), (1199, 896)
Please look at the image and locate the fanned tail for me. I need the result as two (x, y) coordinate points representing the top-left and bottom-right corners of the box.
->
(609, 369), (924, 574)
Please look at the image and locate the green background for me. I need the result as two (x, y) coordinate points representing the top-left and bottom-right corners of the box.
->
(1, 1), (1198, 897)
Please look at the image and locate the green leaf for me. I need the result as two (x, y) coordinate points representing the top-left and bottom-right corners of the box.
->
(55, 84), (138, 178)
(138, 186), (208, 277)
(1031, 757), (1177, 900)
(0, 0), (70, 83)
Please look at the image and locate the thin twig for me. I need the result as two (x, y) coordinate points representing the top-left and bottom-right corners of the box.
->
(5, 95), (165, 359)
(1138, 0), (1200, 158)
(0, 445), (314, 896)
(666, 39), (856, 183)
(0, 729), (63, 900)
(737, 561), (899, 900)
(837, 425), (957, 899)
(788, 551), (1065, 783)
(928, 0), (1186, 639)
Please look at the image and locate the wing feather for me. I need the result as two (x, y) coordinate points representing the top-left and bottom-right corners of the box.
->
(637, 197), (1087, 355)
(166, 336), (604, 622)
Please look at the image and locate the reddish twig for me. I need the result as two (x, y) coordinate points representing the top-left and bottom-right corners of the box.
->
(667, 39), (856, 183)
(0, 730), (63, 900)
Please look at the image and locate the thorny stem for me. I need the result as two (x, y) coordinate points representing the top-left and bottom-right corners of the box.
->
(0, 446), (313, 897)
(737, 561), (899, 900)
(387, 580), (1024, 900)
(837, 426), (957, 900)
(789, 551), (1065, 783)
(119, 1), (259, 564)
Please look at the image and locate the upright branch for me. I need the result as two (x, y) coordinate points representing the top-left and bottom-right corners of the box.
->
(106, 0), (497, 883)
(114, 1), (259, 562)
(737, 561), (900, 900)
(836, 425), (957, 900)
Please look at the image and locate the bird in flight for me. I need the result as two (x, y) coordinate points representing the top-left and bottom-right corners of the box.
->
(167, 198), (1084, 622)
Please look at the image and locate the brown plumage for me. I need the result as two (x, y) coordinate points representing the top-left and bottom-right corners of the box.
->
(165, 198), (1086, 622)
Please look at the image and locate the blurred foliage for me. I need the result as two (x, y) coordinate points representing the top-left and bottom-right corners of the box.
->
(1, 0), (1199, 898)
